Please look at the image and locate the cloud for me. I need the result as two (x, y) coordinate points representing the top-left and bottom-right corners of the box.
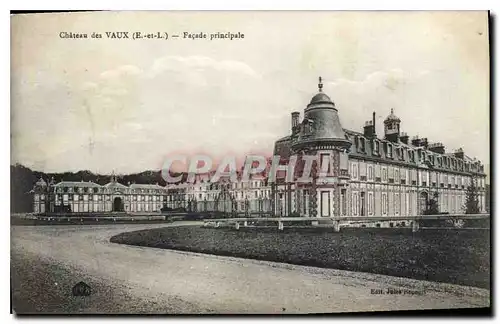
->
(11, 12), (489, 175)
(322, 68), (488, 162)
(149, 56), (260, 79)
(100, 65), (143, 79)
(12, 55), (270, 173)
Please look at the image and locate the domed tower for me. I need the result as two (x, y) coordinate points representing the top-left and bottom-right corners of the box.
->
(384, 108), (401, 143)
(289, 77), (352, 219)
(292, 77), (351, 152)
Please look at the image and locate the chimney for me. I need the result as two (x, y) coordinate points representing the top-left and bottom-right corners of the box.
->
(372, 112), (376, 135)
(454, 147), (464, 159)
(400, 132), (409, 145)
(291, 111), (300, 134)
(363, 112), (377, 138)
(411, 136), (421, 147)
(421, 138), (429, 149)
(363, 120), (375, 138)
(429, 143), (445, 154)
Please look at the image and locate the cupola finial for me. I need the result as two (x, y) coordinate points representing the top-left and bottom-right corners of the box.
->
(318, 76), (323, 92)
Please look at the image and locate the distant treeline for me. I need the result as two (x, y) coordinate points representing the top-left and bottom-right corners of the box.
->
(10, 164), (188, 213)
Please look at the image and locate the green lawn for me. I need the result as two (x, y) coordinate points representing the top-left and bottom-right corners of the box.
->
(110, 226), (490, 289)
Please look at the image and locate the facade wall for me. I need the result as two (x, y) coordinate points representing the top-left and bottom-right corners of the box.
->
(33, 182), (168, 214)
(32, 164), (487, 217)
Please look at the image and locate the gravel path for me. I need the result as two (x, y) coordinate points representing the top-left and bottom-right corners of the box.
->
(11, 222), (490, 314)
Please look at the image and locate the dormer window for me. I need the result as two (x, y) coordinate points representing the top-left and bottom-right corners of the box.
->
(387, 144), (393, 158)
(304, 119), (314, 135)
(373, 140), (380, 155)
(416, 148), (423, 162)
(360, 137), (366, 152)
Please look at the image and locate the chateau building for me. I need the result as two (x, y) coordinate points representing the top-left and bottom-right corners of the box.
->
(165, 173), (273, 213)
(32, 77), (487, 218)
(32, 175), (168, 214)
(271, 77), (487, 219)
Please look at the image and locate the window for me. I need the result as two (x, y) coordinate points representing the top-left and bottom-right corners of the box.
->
(398, 148), (403, 160)
(368, 192), (374, 215)
(320, 153), (331, 175)
(352, 192), (359, 216)
(382, 167), (388, 182)
(395, 169), (400, 182)
(388, 167), (394, 179)
(382, 193), (388, 215)
(341, 189), (347, 216)
(374, 140), (380, 154)
(387, 144), (393, 158)
(351, 163), (358, 179)
(305, 121), (312, 134)
(368, 165), (374, 181)
(360, 192), (366, 216)
(395, 193), (400, 215)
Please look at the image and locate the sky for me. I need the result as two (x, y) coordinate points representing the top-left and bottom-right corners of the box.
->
(11, 11), (490, 175)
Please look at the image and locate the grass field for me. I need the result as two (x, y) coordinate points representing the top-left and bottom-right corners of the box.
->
(110, 226), (490, 289)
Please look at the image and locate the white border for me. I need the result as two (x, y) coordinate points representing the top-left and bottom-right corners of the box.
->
(3, 2), (497, 323)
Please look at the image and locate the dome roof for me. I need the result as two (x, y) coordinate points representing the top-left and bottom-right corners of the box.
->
(385, 108), (400, 123)
(292, 76), (350, 151)
(309, 92), (333, 105)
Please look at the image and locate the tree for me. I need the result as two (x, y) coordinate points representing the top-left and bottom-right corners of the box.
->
(464, 179), (480, 214)
(423, 193), (440, 215)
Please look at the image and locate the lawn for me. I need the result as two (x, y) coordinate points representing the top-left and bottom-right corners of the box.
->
(110, 226), (490, 289)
